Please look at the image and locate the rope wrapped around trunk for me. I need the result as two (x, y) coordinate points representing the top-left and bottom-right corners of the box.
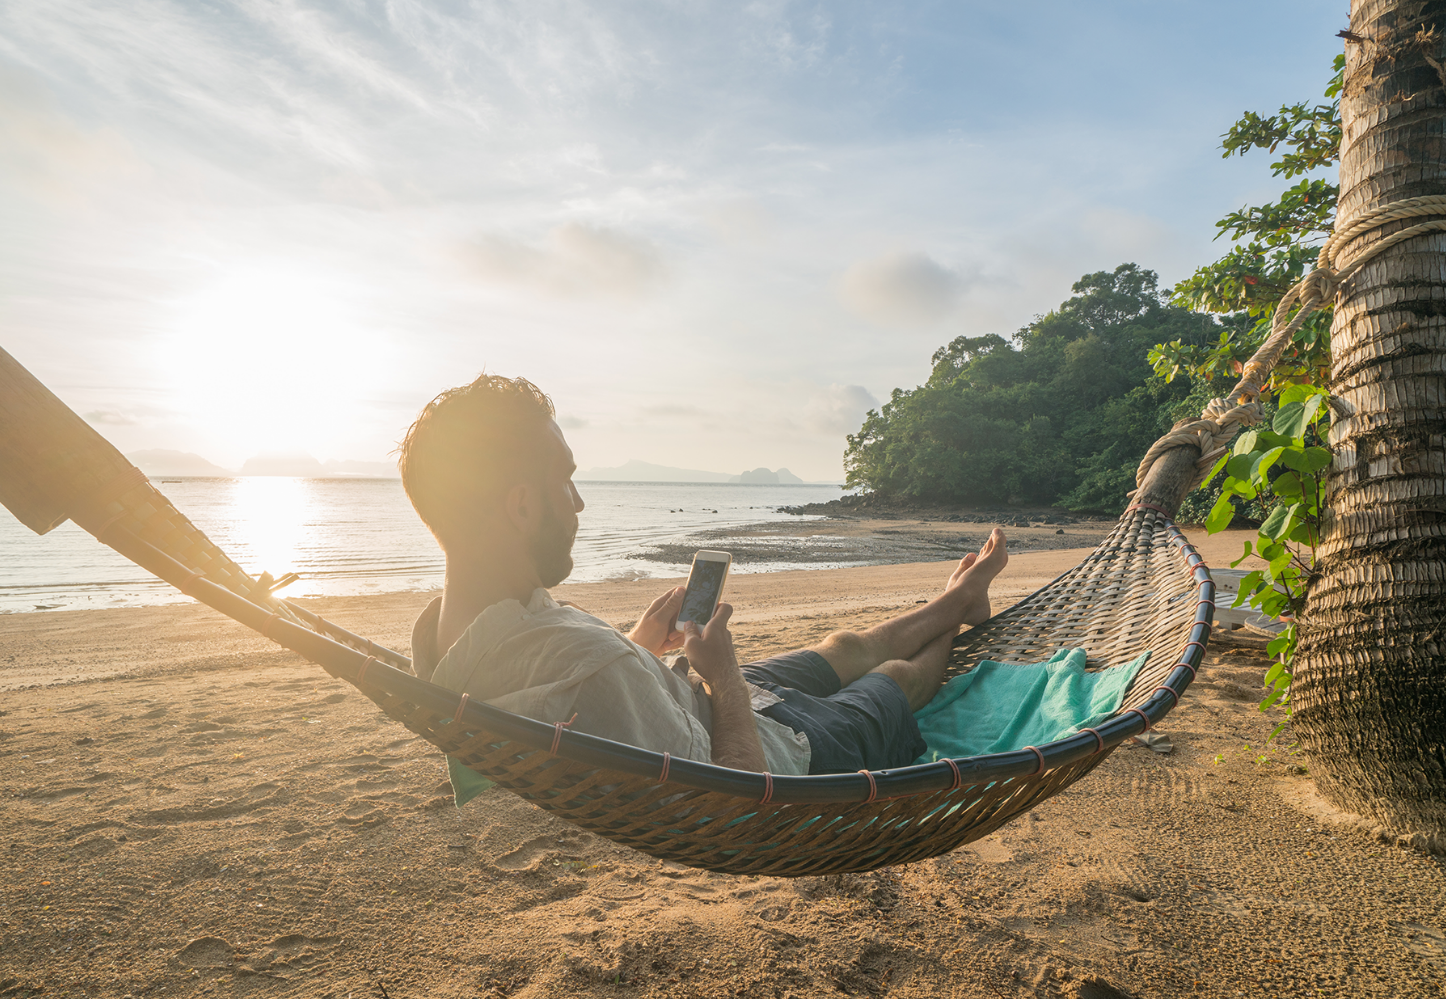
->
(1134, 193), (1446, 493)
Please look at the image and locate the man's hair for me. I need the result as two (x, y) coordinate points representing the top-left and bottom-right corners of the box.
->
(398, 374), (556, 545)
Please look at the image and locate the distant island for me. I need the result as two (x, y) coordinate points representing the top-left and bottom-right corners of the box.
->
(126, 449), (232, 477)
(577, 460), (823, 484)
(729, 467), (803, 484)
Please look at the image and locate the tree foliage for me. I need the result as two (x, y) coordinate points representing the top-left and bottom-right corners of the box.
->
(843, 264), (1234, 509)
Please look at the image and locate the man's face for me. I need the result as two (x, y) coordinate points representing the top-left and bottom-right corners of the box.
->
(529, 420), (585, 588)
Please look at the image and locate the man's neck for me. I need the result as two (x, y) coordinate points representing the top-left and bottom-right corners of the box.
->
(435, 550), (542, 658)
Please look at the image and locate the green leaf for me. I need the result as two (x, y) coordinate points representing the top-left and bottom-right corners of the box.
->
(1252, 446), (1286, 480)
(1234, 430), (1259, 456)
(1273, 401), (1306, 438)
(1236, 570), (1264, 605)
(1288, 522), (1317, 546)
(1202, 453), (1229, 487)
(1279, 448), (1313, 474)
(1259, 590), (1290, 617)
(1269, 549), (1294, 578)
(1278, 383), (1317, 406)
(1260, 688), (1286, 711)
(1272, 470), (1304, 499)
(1259, 501), (1299, 538)
(1301, 392), (1325, 426)
(1206, 494), (1236, 534)
(1259, 541), (1286, 561)
(1268, 721), (1290, 743)
(1225, 478), (1258, 500)
(1264, 662), (1285, 685)
(1255, 430), (1295, 450)
(1302, 446), (1332, 473)
(1230, 540), (1254, 569)
(1226, 454), (1256, 480)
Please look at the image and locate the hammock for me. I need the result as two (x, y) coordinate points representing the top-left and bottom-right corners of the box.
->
(0, 346), (1216, 876)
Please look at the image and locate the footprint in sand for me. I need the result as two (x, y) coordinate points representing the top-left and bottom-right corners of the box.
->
(176, 936), (234, 969)
(493, 834), (593, 871)
(336, 802), (389, 828)
(1404, 922), (1445, 963)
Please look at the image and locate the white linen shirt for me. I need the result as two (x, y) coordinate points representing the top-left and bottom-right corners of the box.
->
(411, 589), (811, 775)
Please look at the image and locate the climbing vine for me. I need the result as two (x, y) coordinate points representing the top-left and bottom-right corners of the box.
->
(1201, 383), (1331, 739)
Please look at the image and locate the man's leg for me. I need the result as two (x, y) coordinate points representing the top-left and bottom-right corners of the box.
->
(869, 628), (957, 713)
(808, 528), (1008, 687)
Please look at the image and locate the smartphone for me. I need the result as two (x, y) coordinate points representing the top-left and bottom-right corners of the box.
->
(676, 550), (732, 630)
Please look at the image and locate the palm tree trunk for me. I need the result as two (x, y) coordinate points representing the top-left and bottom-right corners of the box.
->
(1293, 0), (1446, 853)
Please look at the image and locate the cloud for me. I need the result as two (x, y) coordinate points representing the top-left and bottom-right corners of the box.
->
(639, 402), (707, 420)
(84, 409), (138, 426)
(0, 65), (150, 201)
(556, 413), (588, 429)
(460, 223), (665, 300)
(804, 384), (878, 435)
(839, 251), (970, 326)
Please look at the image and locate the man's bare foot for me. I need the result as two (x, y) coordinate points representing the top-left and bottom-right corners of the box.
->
(946, 551), (978, 590)
(949, 529), (1009, 626)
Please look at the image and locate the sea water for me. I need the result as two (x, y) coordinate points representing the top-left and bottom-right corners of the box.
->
(0, 478), (843, 613)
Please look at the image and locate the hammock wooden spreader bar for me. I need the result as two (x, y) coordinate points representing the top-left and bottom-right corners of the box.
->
(0, 345), (1214, 875)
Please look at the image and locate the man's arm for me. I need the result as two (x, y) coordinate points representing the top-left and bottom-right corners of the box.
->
(682, 603), (767, 772)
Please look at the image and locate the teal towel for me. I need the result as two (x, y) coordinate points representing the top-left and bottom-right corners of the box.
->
(448, 755), (495, 807)
(913, 647), (1150, 763)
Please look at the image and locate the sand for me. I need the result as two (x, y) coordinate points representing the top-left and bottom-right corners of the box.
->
(2, 529), (1444, 998)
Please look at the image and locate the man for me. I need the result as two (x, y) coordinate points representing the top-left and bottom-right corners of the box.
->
(401, 374), (1008, 775)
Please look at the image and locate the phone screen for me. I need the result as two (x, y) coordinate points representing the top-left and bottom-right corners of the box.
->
(678, 556), (728, 628)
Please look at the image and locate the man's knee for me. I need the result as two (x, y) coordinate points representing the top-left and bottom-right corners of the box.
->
(870, 659), (914, 684)
(870, 659), (939, 712)
(812, 629), (872, 662)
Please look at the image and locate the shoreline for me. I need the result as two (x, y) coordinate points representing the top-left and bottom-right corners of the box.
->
(1, 509), (1124, 617)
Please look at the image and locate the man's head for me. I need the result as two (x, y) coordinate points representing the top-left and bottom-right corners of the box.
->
(398, 374), (584, 587)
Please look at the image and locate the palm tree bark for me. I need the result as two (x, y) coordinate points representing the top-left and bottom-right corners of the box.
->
(1293, 0), (1446, 853)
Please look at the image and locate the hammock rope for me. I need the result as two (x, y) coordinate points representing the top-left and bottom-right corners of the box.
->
(1134, 193), (1446, 493)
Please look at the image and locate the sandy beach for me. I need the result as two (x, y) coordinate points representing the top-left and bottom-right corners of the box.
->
(2, 529), (1444, 998)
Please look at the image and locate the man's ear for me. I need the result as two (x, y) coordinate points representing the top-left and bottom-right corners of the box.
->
(502, 481), (538, 534)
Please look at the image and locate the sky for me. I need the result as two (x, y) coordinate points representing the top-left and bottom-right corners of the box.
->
(0, 1), (1344, 481)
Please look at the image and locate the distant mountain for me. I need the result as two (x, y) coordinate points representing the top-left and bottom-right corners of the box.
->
(576, 460), (733, 483)
(729, 467), (804, 484)
(127, 449), (232, 477)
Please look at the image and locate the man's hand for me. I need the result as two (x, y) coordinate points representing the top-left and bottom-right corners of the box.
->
(682, 603), (765, 771)
(626, 585), (686, 657)
(681, 602), (739, 684)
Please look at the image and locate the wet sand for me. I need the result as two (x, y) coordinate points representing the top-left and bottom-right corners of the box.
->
(2, 530), (1444, 998)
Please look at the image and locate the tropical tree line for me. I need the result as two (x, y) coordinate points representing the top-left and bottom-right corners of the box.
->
(842, 264), (1241, 513)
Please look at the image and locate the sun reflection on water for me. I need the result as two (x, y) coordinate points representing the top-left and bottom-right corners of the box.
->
(229, 477), (314, 595)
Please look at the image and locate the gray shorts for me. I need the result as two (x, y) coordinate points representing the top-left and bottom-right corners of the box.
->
(741, 650), (926, 775)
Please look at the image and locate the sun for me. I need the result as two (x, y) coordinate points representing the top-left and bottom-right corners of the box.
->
(155, 264), (393, 462)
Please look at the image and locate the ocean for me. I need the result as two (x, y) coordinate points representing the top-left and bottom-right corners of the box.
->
(0, 478), (844, 614)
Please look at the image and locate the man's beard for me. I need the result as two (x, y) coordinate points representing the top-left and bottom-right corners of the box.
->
(531, 500), (577, 588)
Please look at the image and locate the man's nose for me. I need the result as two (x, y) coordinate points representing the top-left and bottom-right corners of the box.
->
(571, 483), (585, 513)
